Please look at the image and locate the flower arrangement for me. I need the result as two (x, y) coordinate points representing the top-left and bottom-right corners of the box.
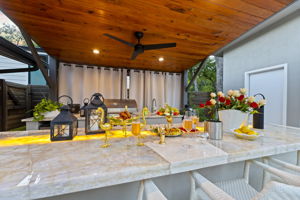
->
(199, 88), (266, 114)
(156, 104), (179, 116)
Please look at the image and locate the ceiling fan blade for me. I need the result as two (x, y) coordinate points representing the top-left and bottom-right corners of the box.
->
(131, 50), (140, 60)
(103, 33), (135, 47)
(143, 43), (176, 50)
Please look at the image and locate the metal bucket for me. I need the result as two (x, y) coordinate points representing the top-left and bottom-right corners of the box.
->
(206, 121), (223, 140)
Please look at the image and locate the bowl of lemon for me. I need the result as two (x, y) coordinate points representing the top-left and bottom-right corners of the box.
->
(231, 125), (263, 140)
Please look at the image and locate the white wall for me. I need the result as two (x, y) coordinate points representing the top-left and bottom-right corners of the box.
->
(0, 55), (28, 84)
(223, 12), (300, 127)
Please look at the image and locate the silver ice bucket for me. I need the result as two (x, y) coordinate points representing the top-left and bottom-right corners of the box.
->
(205, 121), (223, 140)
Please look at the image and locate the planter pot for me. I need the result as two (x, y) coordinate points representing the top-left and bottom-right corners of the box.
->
(43, 110), (60, 119)
(205, 121), (223, 140)
(218, 110), (249, 132)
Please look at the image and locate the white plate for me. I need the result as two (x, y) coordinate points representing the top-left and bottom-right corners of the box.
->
(230, 128), (263, 140)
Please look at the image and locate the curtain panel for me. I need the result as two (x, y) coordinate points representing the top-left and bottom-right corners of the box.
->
(132, 70), (182, 110)
(59, 62), (182, 110)
(59, 63), (125, 104)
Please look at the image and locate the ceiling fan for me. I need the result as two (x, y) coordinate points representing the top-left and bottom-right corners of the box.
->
(104, 32), (176, 60)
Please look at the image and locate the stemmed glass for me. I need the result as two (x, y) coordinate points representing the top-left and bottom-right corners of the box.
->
(97, 107), (112, 148)
(183, 118), (193, 134)
(100, 123), (112, 148)
(132, 121), (144, 146)
(191, 116), (199, 130)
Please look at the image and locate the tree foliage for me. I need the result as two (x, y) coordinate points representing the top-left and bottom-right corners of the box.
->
(187, 57), (216, 93)
(0, 23), (25, 45)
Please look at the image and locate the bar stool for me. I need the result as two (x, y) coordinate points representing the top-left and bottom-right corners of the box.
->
(137, 179), (167, 200)
(263, 156), (300, 186)
(190, 170), (300, 200)
(189, 160), (300, 200)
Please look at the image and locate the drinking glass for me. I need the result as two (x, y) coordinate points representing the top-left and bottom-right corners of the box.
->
(132, 122), (144, 146)
(183, 119), (193, 133)
(100, 123), (112, 148)
(191, 116), (199, 129)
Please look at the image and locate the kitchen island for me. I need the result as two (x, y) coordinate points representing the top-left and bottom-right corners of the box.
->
(1, 124), (300, 200)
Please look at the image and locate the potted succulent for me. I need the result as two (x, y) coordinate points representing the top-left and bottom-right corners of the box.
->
(33, 98), (62, 121)
(199, 88), (266, 132)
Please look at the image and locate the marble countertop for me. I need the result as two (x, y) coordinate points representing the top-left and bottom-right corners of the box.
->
(22, 114), (183, 122)
(1, 124), (300, 199)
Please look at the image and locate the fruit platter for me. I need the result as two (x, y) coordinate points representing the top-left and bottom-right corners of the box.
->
(232, 125), (263, 140)
(108, 106), (148, 137)
(151, 126), (183, 137)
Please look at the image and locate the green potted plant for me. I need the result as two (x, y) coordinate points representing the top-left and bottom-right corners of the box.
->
(33, 98), (62, 121)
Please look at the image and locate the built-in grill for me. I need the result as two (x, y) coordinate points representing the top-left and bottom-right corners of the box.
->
(104, 99), (138, 114)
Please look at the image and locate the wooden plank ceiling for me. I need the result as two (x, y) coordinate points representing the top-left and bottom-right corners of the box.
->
(0, 0), (293, 72)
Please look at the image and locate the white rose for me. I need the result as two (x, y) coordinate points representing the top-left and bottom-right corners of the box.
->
(248, 96), (255, 103)
(258, 99), (266, 106)
(240, 88), (247, 94)
(217, 91), (224, 97)
(227, 90), (233, 96)
(210, 92), (216, 98)
(210, 99), (216, 105)
(233, 90), (240, 97)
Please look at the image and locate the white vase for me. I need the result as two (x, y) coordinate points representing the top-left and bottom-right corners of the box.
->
(43, 110), (60, 119)
(218, 110), (249, 132)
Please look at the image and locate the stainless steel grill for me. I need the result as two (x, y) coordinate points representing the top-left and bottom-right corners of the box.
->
(104, 99), (138, 114)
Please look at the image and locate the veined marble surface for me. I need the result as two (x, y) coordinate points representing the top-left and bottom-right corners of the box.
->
(1, 124), (300, 199)
(146, 137), (228, 173)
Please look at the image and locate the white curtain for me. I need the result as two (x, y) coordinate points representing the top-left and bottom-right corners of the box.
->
(165, 72), (182, 108)
(59, 63), (123, 104)
(59, 62), (182, 109)
(144, 71), (182, 109)
(129, 70), (144, 111)
(144, 71), (166, 109)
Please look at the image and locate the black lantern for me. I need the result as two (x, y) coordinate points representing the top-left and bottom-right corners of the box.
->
(85, 93), (107, 134)
(80, 98), (89, 117)
(50, 105), (78, 141)
(253, 93), (265, 129)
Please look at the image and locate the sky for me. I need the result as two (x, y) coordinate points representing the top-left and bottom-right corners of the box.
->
(0, 11), (15, 26)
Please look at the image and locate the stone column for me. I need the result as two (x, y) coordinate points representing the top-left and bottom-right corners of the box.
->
(215, 56), (223, 92)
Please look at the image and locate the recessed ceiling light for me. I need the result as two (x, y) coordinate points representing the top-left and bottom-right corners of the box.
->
(158, 57), (164, 62)
(93, 49), (100, 54)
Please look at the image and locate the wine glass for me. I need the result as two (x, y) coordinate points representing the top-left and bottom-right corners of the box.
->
(132, 121), (144, 146)
(183, 119), (193, 134)
(100, 123), (112, 148)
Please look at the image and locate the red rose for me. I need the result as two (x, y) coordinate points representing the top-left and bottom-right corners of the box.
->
(173, 112), (179, 116)
(250, 102), (259, 109)
(225, 99), (231, 105)
(237, 95), (244, 101)
(219, 97), (226, 103)
(206, 100), (212, 106)
(199, 103), (205, 108)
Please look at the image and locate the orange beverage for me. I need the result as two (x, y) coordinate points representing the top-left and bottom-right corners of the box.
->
(192, 116), (199, 125)
(132, 122), (141, 136)
(183, 119), (193, 132)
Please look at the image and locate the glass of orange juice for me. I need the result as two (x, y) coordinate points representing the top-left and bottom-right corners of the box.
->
(183, 119), (193, 133)
(191, 116), (199, 129)
(132, 121), (144, 146)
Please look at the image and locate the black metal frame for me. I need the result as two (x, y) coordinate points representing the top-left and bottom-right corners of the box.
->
(185, 56), (209, 92)
(20, 29), (53, 88)
(0, 37), (39, 73)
